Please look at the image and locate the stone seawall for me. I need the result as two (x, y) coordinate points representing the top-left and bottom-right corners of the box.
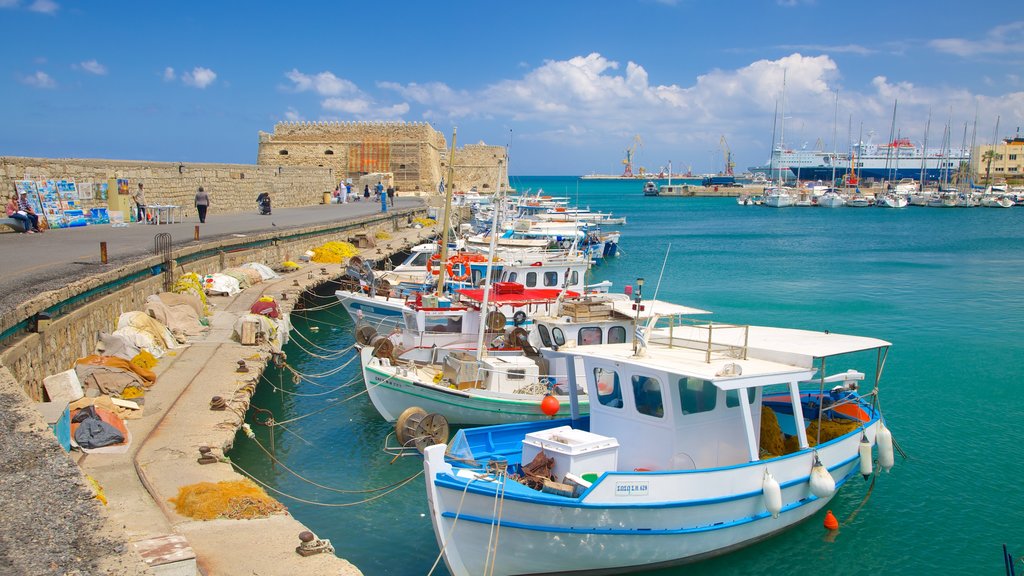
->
(0, 210), (417, 400)
(0, 156), (336, 219)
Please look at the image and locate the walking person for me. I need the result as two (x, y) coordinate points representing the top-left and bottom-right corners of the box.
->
(131, 182), (147, 224)
(345, 182), (352, 203)
(386, 185), (395, 207)
(375, 181), (384, 201)
(363, 185), (370, 201)
(195, 186), (210, 223)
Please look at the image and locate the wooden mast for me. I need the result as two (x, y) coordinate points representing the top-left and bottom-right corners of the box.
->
(435, 128), (457, 295)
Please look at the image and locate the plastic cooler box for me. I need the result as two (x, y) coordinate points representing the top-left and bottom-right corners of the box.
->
(521, 425), (619, 482)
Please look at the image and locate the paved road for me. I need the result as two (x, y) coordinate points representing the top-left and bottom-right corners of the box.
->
(0, 197), (426, 315)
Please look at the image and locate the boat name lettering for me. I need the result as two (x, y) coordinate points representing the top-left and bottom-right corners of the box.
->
(614, 481), (649, 497)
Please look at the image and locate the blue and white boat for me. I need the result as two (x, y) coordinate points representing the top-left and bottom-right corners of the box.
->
(422, 314), (897, 575)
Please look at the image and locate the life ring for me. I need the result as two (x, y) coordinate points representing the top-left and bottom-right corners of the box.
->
(512, 310), (527, 326)
(426, 254), (441, 275)
(447, 258), (472, 282)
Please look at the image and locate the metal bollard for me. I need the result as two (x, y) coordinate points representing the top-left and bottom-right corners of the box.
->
(100, 241), (108, 264)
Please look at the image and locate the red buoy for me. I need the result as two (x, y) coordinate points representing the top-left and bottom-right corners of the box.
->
(540, 394), (560, 417)
(823, 510), (839, 531)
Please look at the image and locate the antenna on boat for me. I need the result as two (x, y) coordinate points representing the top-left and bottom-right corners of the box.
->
(633, 243), (672, 356)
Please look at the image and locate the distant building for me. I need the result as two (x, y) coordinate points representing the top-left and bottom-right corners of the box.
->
(972, 133), (1024, 182)
(256, 121), (508, 193)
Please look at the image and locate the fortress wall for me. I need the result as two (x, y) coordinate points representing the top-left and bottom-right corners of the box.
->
(0, 157), (336, 217)
(257, 121), (507, 194)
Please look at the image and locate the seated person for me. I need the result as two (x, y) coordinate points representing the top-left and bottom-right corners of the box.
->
(6, 195), (37, 233)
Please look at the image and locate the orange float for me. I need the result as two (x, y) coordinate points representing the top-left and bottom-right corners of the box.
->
(540, 394), (560, 416)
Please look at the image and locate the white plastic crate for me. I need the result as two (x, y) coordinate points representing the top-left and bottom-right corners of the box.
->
(522, 425), (619, 482)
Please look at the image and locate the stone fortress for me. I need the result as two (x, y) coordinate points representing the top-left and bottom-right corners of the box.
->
(257, 120), (509, 194)
(1, 121), (509, 219)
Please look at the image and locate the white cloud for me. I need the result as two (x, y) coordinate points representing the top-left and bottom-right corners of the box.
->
(283, 107), (303, 122)
(75, 59), (107, 75)
(377, 51), (1024, 170)
(285, 69), (357, 96)
(182, 67), (216, 89)
(28, 0), (57, 13)
(930, 21), (1024, 57)
(775, 43), (873, 56)
(163, 67), (175, 81)
(21, 70), (55, 88)
(0, 0), (20, 8)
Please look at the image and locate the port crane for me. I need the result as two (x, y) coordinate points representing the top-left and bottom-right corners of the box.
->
(622, 135), (643, 177)
(720, 135), (735, 176)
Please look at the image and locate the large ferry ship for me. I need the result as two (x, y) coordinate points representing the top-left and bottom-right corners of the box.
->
(750, 139), (969, 183)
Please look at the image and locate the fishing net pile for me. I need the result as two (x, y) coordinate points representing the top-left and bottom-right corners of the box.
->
(170, 480), (284, 520)
(760, 406), (864, 458)
(310, 241), (359, 264)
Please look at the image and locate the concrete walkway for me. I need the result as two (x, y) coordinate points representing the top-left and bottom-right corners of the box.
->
(1, 196), (436, 574)
(0, 197), (424, 316)
(75, 223), (438, 575)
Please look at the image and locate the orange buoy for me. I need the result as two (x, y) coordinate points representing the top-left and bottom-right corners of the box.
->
(540, 394), (560, 417)
(823, 510), (839, 531)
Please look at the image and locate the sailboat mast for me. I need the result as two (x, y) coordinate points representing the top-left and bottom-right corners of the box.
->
(919, 110), (931, 185)
(885, 100), (897, 184)
(830, 89), (839, 187)
(768, 99), (778, 184)
(436, 128), (457, 294)
(779, 70), (787, 185)
(475, 157), (505, 361)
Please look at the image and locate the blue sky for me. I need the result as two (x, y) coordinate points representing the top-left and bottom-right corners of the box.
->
(2, 0), (1022, 176)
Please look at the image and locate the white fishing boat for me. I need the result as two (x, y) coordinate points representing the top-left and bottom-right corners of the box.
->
(642, 181), (658, 196)
(762, 186), (794, 208)
(422, 313), (898, 575)
(875, 193), (908, 208)
(846, 193), (873, 208)
(336, 257), (593, 331)
(360, 288), (704, 426)
(817, 189), (846, 208)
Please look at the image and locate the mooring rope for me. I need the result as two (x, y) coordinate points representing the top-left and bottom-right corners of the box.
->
(230, 459), (422, 508)
(427, 474), (482, 576)
(260, 371), (361, 398)
(248, 434), (421, 495)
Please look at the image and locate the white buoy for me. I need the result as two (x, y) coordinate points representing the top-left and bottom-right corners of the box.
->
(877, 422), (895, 472)
(809, 460), (836, 498)
(858, 435), (873, 479)
(763, 470), (782, 519)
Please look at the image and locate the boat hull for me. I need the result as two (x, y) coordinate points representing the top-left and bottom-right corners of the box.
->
(424, 419), (876, 576)
(362, 351), (587, 425)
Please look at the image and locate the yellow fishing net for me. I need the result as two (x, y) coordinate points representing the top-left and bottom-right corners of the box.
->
(131, 350), (158, 370)
(375, 231), (391, 240)
(281, 260), (300, 271)
(413, 217), (436, 226)
(172, 272), (210, 315)
(310, 241), (359, 263)
(170, 480), (284, 520)
(759, 406), (785, 459)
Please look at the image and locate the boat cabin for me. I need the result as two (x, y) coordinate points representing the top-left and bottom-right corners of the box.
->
(541, 322), (888, 473)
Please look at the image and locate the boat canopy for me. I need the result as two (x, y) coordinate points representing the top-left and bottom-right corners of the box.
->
(655, 324), (891, 369)
(456, 285), (579, 306)
(606, 298), (711, 319)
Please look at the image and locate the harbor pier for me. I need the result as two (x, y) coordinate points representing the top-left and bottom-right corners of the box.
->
(0, 199), (433, 575)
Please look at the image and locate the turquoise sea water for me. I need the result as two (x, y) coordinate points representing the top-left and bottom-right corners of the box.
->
(230, 176), (1024, 575)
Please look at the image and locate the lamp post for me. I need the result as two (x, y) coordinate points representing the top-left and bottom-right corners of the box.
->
(633, 277), (645, 354)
